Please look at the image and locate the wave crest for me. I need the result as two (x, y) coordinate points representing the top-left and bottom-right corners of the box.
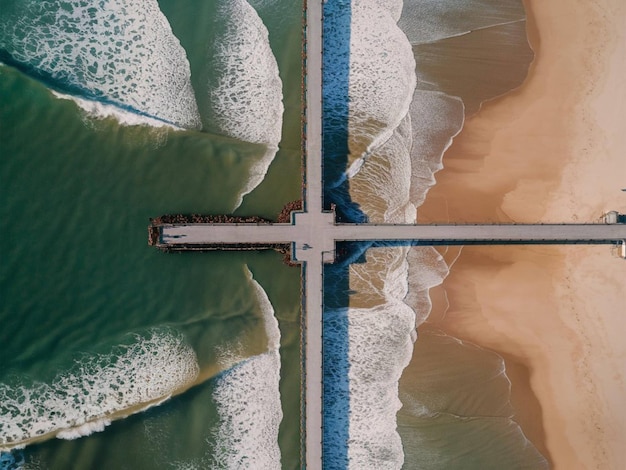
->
(0, 329), (199, 450)
(209, 267), (282, 468)
(324, 0), (415, 178)
(0, 0), (201, 129)
(207, 0), (283, 146)
(322, 0), (454, 467)
(206, 0), (284, 208)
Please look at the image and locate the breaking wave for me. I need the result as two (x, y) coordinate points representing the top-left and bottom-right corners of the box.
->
(51, 90), (182, 130)
(324, 268), (419, 468)
(209, 267), (282, 469)
(407, 90), (465, 209)
(206, 0), (284, 209)
(0, 0), (201, 129)
(323, 0), (429, 466)
(323, 0), (416, 189)
(0, 329), (199, 451)
(324, 242), (449, 469)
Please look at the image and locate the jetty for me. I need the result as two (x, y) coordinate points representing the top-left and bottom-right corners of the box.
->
(148, 0), (626, 466)
(155, 221), (626, 252)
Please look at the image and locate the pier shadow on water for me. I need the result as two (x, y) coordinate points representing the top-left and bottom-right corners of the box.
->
(321, 2), (431, 464)
(321, 0), (380, 465)
(321, 0), (355, 465)
(322, 0), (365, 224)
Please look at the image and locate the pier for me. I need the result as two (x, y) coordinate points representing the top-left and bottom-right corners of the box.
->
(157, 221), (626, 251)
(148, 0), (626, 466)
(151, 217), (626, 470)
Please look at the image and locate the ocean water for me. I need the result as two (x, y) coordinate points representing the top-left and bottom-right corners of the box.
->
(2, 0), (545, 469)
(0, 0), (302, 468)
(322, 0), (545, 468)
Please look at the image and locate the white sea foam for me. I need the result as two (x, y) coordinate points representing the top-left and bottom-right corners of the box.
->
(409, 90), (465, 208)
(405, 247), (451, 326)
(324, 301), (415, 469)
(321, 0), (425, 467)
(207, 0), (284, 209)
(207, 0), (283, 145)
(0, 329), (199, 451)
(348, 302), (415, 468)
(369, 0), (405, 22)
(350, 114), (415, 224)
(322, 0), (463, 466)
(346, 0), (416, 171)
(232, 146), (279, 212)
(56, 418), (112, 440)
(51, 91), (182, 130)
(326, 245), (448, 468)
(350, 90), (464, 217)
(0, 450), (25, 470)
(324, 247), (418, 469)
(398, 0), (526, 45)
(209, 267), (282, 469)
(0, 0), (201, 129)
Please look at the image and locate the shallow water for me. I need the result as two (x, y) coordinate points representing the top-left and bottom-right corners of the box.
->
(321, 0), (542, 468)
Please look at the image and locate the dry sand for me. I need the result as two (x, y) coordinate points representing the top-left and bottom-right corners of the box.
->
(419, 0), (626, 468)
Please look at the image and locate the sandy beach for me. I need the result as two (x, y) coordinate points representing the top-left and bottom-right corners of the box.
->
(419, 0), (626, 468)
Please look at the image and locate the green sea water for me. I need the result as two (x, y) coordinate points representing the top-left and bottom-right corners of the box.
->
(0, 0), (304, 467)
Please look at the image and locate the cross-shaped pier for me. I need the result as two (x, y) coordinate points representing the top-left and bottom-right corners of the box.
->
(149, 0), (626, 466)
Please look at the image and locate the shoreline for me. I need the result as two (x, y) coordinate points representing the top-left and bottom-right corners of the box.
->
(420, 0), (626, 468)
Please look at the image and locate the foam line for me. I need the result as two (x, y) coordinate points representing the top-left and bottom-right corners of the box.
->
(206, 0), (284, 209)
(0, 329), (199, 451)
(321, 0), (425, 466)
(346, 0), (416, 170)
(0, 0), (201, 129)
(209, 267), (282, 468)
(397, 0), (526, 45)
(408, 90), (465, 208)
(321, 1), (467, 466)
(51, 91), (183, 129)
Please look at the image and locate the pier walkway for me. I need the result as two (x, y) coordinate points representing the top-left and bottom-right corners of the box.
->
(302, 0), (324, 464)
(159, 221), (626, 250)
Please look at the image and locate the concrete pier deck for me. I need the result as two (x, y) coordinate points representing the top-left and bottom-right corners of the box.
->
(298, 0), (324, 462)
(159, 222), (626, 248)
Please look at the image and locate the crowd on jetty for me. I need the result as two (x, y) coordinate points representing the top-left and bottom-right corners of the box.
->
(150, 200), (303, 227)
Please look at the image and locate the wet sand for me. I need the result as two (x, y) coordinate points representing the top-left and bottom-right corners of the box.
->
(419, 0), (626, 468)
